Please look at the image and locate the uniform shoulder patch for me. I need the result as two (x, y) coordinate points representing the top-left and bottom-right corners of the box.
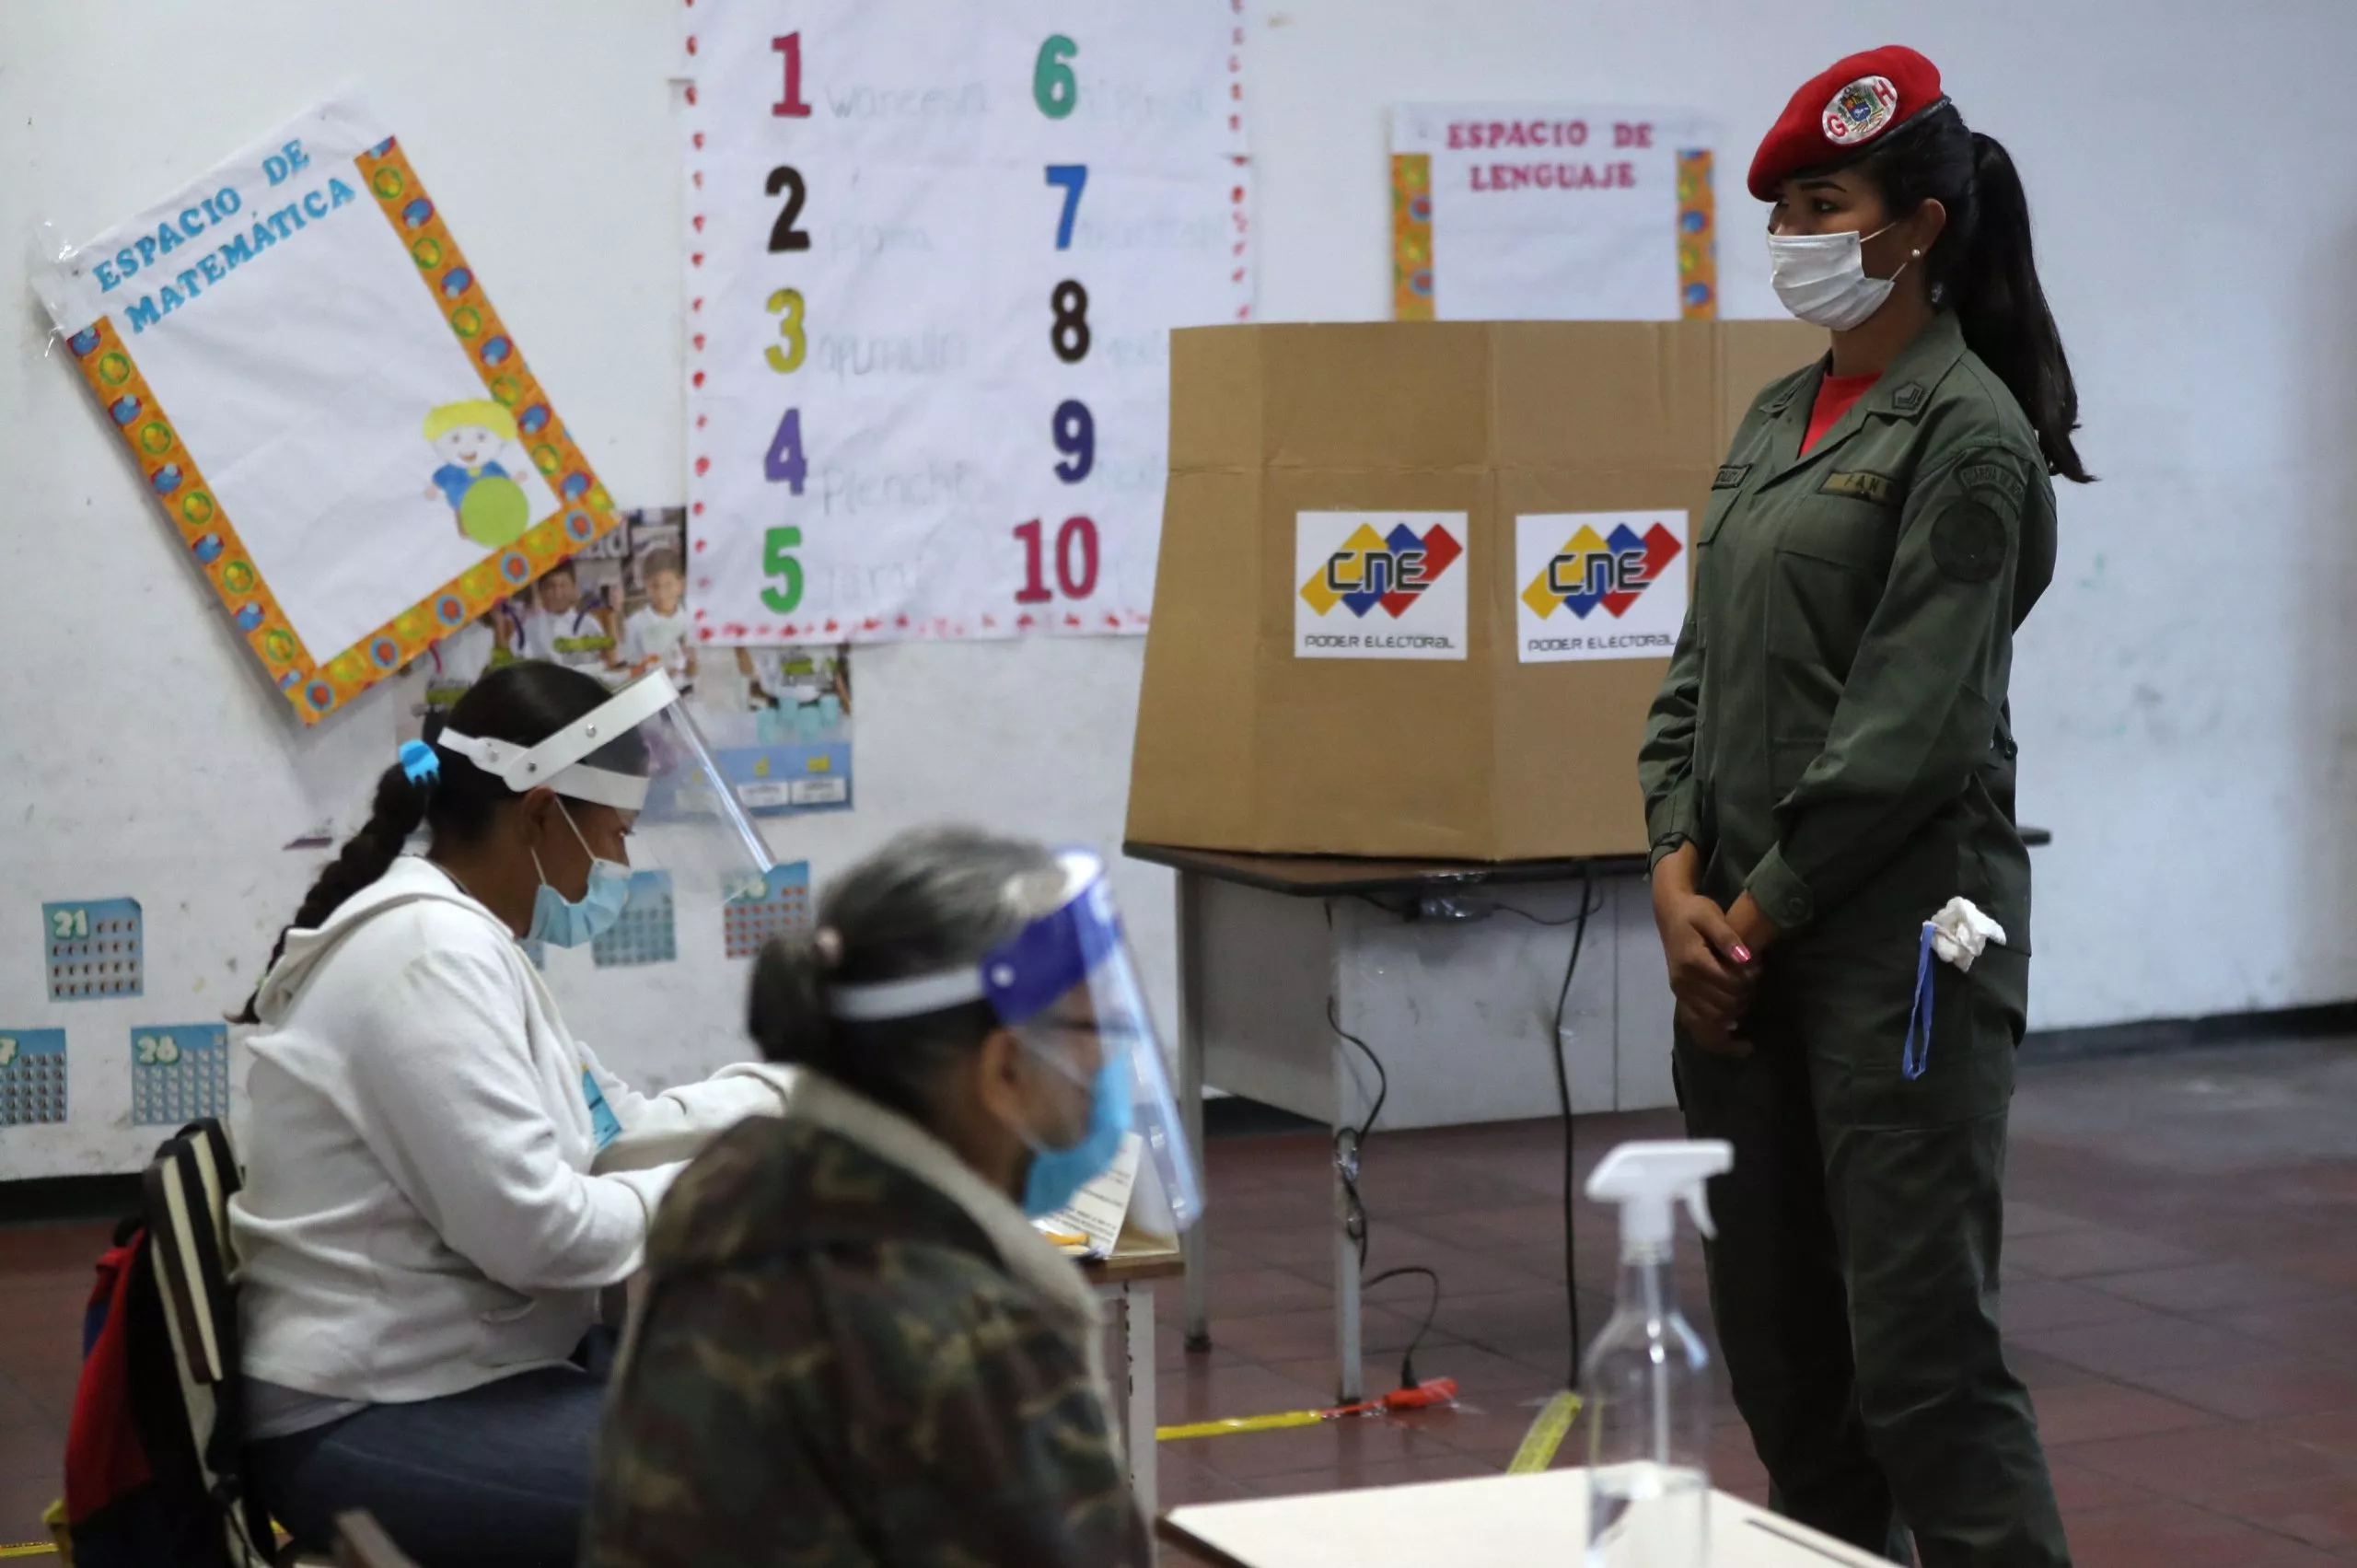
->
(1931, 501), (2009, 583)
(1713, 463), (1751, 490)
(1956, 459), (2028, 507)
(1819, 470), (1898, 505)
(1890, 383), (1926, 412)
(1931, 447), (2030, 584)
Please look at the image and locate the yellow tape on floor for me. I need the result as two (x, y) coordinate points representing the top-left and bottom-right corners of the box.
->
(0, 1543), (58, 1559)
(1157, 1408), (1328, 1440)
(1507, 1389), (1582, 1473)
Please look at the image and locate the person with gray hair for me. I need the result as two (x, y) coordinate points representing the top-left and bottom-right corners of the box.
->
(586, 825), (1200, 1568)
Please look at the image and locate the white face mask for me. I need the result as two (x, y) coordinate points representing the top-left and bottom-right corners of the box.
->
(1766, 222), (1910, 331)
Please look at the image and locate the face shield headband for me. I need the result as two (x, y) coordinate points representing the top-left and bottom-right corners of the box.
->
(435, 670), (680, 813)
(825, 850), (1203, 1232)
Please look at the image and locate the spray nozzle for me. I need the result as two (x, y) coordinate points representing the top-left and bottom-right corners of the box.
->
(1585, 1139), (1734, 1256)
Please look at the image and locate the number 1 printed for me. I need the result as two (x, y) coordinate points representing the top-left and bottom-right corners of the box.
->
(772, 33), (812, 118)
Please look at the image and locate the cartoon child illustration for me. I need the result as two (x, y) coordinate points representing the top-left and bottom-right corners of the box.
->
(422, 400), (531, 550)
(623, 548), (699, 689)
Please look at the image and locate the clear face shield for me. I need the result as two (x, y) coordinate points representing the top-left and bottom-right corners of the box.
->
(438, 670), (778, 926)
(829, 851), (1204, 1235)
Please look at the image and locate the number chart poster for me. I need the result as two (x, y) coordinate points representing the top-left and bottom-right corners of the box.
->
(682, 1), (1250, 646)
(35, 95), (621, 724)
(1390, 105), (1717, 323)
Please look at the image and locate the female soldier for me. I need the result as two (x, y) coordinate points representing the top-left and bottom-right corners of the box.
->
(585, 827), (1200, 1568)
(1638, 46), (2088, 1568)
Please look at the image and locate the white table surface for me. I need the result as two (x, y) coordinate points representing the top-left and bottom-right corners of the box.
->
(1162, 1470), (1887, 1567)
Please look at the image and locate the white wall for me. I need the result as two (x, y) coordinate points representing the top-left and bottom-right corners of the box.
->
(1, 0), (2350, 1173)
(0, 0), (1179, 1178)
(1248, 0), (2357, 1028)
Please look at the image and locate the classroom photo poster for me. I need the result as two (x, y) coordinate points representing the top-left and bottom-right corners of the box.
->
(394, 509), (854, 818)
(680, 0), (1251, 650)
(34, 93), (621, 724)
(1390, 104), (1718, 322)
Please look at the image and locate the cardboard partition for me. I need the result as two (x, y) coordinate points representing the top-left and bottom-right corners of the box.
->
(1130, 319), (1821, 862)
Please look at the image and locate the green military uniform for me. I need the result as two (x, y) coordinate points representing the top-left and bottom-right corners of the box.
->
(1638, 311), (2069, 1567)
(583, 1074), (1146, 1568)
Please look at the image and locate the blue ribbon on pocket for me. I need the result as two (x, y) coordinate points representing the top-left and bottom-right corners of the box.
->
(1901, 921), (1936, 1080)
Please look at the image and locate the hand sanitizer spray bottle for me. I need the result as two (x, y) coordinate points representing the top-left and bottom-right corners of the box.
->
(1581, 1139), (1734, 1568)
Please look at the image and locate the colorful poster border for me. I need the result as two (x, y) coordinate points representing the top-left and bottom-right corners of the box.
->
(61, 134), (622, 724)
(1676, 147), (1718, 320)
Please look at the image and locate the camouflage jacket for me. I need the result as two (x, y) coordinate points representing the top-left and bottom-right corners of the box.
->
(583, 1070), (1147, 1568)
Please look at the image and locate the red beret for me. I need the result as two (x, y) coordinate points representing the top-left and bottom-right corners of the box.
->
(1747, 46), (1945, 201)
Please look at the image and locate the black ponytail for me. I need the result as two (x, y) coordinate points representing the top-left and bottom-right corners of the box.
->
(748, 827), (1056, 1129)
(236, 659), (630, 1022)
(1852, 105), (2092, 483)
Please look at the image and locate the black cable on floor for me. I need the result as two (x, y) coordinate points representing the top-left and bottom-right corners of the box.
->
(1549, 861), (1601, 1389)
(1330, 882), (1604, 1392)
(1364, 1264), (1441, 1391)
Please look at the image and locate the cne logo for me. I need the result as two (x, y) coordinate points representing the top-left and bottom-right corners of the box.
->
(1513, 510), (1689, 666)
(1520, 519), (1682, 621)
(1299, 519), (1464, 620)
(1295, 511), (1469, 662)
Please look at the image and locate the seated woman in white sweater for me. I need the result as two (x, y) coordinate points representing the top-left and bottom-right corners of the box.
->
(228, 660), (784, 1568)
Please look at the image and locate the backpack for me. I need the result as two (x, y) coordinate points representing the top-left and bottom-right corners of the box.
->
(62, 1121), (277, 1566)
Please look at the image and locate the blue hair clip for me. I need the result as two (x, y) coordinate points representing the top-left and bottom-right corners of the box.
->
(398, 739), (441, 787)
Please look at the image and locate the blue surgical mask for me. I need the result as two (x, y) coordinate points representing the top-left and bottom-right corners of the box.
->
(528, 802), (632, 948)
(1019, 1041), (1135, 1219)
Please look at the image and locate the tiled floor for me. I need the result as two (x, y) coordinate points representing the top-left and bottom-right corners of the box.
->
(5, 1040), (2357, 1565)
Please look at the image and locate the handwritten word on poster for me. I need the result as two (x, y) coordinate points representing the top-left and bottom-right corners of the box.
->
(682, 1), (1250, 647)
(1390, 105), (1717, 323)
(36, 95), (621, 723)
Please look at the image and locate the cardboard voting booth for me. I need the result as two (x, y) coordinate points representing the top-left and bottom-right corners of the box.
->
(1128, 319), (1819, 861)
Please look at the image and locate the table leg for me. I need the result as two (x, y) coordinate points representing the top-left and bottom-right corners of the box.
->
(1124, 1283), (1158, 1521)
(1176, 868), (1211, 1353)
(1334, 1140), (1364, 1404)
